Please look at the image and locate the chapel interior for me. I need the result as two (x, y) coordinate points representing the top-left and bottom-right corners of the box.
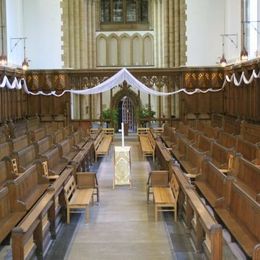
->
(0, 0), (260, 259)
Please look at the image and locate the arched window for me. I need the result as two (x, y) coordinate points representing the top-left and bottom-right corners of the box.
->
(100, 0), (149, 26)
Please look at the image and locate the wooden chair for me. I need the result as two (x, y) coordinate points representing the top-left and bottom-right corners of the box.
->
(153, 173), (179, 221)
(63, 175), (94, 224)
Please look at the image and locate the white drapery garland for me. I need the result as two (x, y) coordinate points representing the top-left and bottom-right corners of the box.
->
(0, 67), (259, 97)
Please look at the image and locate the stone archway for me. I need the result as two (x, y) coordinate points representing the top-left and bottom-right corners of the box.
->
(111, 87), (140, 132)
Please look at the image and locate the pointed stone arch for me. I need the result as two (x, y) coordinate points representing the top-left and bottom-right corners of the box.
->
(111, 85), (141, 130)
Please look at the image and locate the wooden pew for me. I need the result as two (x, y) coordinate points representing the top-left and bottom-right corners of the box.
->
(161, 125), (177, 148)
(71, 141), (94, 172)
(180, 143), (207, 176)
(57, 137), (79, 162)
(194, 134), (213, 154)
(9, 119), (28, 138)
(52, 128), (64, 144)
(0, 141), (12, 161)
(236, 137), (258, 162)
(0, 124), (10, 143)
(211, 113), (223, 128)
(171, 135), (188, 161)
(176, 122), (189, 136)
(7, 164), (49, 211)
(223, 116), (240, 135)
(217, 131), (236, 149)
(153, 173), (179, 221)
(26, 116), (41, 131)
(12, 134), (30, 153)
(231, 156), (260, 202)
(171, 163), (223, 259)
(155, 139), (172, 170)
(215, 182), (260, 259)
(0, 186), (26, 243)
(11, 167), (73, 260)
(139, 131), (155, 161)
(14, 144), (38, 172)
(240, 121), (260, 144)
(71, 129), (89, 149)
(0, 160), (15, 188)
(29, 127), (47, 142)
(41, 147), (68, 176)
(210, 142), (234, 170)
(196, 122), (220, 139)
(195, 160), (233, 207)
(35, 135), (54, 155)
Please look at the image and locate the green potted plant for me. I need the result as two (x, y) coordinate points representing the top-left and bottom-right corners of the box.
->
(101, 108), (118, 128)
(138, 106), (156, 127)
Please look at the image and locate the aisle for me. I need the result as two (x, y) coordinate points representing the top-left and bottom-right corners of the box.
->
(64, 134), (174, 260)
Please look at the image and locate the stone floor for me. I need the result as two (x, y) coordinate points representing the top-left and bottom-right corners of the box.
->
(0, 133), (238, 260)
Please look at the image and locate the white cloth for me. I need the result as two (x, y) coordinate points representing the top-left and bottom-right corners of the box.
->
(1, 67), (259, 97)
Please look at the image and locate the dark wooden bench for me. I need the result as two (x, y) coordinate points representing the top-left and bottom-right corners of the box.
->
(71, 128), (89, 149)
(7, 164), (49, 211)
(180, 143), (207, 177)
(195, 160), (233, 207)
(0, 186), (26, 243)
(35, 135), (54, 155)
(231, 155), (260, 202)
(215, 182), (260, 259)
(194, 134), (213, 154)
(217, 131), (236, 149)
(9, 119), (28, 138)
(161, 125), (177, 148)
(155, 139), (172, 170)
(210, 142), (234, 170)
(14, 144), (38, 172)
(171, 135), (188, 161)
(57, 137), (79, 162)
(196, 122), (220, 139)
(41, 146), (68, 176)
(236, 136), (258, 162)
(172, 163), (223, 259)
(29, 126), (47, 142)
(0, 124), (10, 143)
(223, 116), (241, 135)
(26, 115), (40, 129)
(240, 121), (260, 143)
(11, 167), (73, 260)
(12, 134), (30, 153)
(153, 174), (179, 221)
(71, 140), (94, 172)
(0, 160), (14, 188)
(0, 141), (12, 160)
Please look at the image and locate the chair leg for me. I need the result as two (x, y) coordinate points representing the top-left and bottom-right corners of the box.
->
(155, 205), (158, 221)
(85, 205), (90, 223)
(174, 206), (177, 222)
(67, 208), (70, 224)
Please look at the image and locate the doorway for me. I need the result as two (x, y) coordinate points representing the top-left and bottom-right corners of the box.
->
(118, 96), (135, 132)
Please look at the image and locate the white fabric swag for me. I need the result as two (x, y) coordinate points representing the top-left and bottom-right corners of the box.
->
(0, 67), (259, 97)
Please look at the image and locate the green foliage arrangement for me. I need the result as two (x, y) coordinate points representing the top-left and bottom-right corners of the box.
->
(139, 107), (156, 119)
(101, 108), (118, 126)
